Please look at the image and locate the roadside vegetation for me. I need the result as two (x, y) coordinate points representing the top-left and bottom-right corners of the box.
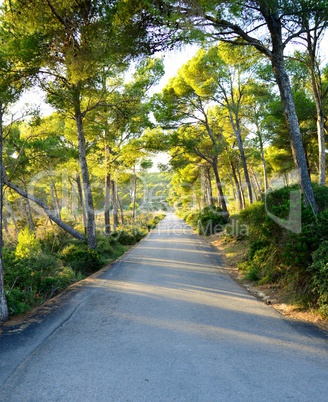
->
(179, 184), (328, 319)
(4, 213), (165, 316)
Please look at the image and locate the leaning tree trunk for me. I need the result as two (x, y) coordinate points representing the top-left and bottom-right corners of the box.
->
(117, 193), (125, 225)
(271, 55), (317, 212)
(0, 104), (8, 322)
(4, 177), (85, 241)
(74, 95), (97, 249)
(264, 13), (317, 213)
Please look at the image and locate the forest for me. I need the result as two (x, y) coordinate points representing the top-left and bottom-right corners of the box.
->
(0, 0), (328, 322)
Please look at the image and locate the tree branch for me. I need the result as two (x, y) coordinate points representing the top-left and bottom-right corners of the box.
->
(3, 174), (85, 241)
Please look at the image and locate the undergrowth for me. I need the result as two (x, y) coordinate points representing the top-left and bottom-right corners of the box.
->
(4, 213), (166, 317)
(224, 183), (328, 316)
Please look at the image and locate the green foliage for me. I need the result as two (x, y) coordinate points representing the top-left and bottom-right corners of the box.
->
(15, 227), (41, 259)
(308, 241), (328, 307)
(233, 184), (328, 311)
(197, 206), (228, 235)
(60, 244), (103, 275)
(3, 248), (77, 316)
(183, 206), (228, 235)
(147, 213), (166, 230)
(39, 228), (72, 254)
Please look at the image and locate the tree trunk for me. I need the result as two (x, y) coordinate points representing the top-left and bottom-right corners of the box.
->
(73, 93), (97, 249)
(264, 12), (317, 212)
(306, 30), (326, 185)
(23, 181), (35, 231)
(112, 179), (118, 230)
(230, 161), (244, 210)
(205, 166), (214, 206)
(256, 123), (269, 194)
(76, 174), (87, 236)
(104, 173), (111, 235)
(0, 105), (8, 322)
(4, 198), (18, 233)
(212, 158), (228, 215)
(50, 178), (61, 219)
(228, 112), (253, 204)
(132, 167), (137, 223)
(4, 176), (85, 241)
(316, 110), (326, 185)
(236, 164), (246, 209)
(117, 193), (125, 225)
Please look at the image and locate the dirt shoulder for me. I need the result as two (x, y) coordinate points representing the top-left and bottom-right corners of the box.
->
(208, 234), (328, 334)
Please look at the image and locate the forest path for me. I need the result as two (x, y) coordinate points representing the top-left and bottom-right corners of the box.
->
(0, 213), (328, 401)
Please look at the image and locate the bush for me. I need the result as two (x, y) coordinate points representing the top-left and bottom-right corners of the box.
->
(39, 228), (71, 253)
(234, 183), (328, 311)
(183, 206), (228, 235)
(110, 230), (137, 245)
(198, 206), (228, 235)
(60, 243), (103, 275)
(4, 249), (78, 315)
(15, 227), (41, 259)
(308, 241), (328, 306)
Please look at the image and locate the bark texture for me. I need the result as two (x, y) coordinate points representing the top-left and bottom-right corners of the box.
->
(74, 94), (97, 248)
(0, 105), (8, 322)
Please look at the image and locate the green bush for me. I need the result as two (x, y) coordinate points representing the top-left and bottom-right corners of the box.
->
(110, 230), (137, 245)
(313, 183), (328, 212)
(183, 206), (228, 235)
(4, 249), (78, 315)
(185, 211), (199, 228)
(15, 227), (41, 259)
(234, 183), (328, 311)
(39, 228), (71, 253)
(198, 206), (228, 235)
(60, 243), (103, 275)
(308, 241), (328, 306)
(5, 288), (32, 316)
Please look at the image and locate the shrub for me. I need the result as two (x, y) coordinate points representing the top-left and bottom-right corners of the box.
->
(15, 227), (41, 259)
(197, 206), (228, 235)
(110, 230), (137, 245)
(5, 288), (33, 316)
(60, 243), (103, 275)
(4, 249), (78, 315)
(234, 184), (328, 311)
(39, 228), (71, 253)
(238, 202), (268, 242)
(308, 241), (328, 306)
(183, 206), (228, 235)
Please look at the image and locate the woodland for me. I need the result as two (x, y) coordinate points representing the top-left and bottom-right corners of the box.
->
(0, 0), (328, 322)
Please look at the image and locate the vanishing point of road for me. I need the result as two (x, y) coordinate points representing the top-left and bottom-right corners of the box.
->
(0, 213), (328, 401)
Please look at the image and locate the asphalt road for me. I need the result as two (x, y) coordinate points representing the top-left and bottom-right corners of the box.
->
(0, 213), (328, 402)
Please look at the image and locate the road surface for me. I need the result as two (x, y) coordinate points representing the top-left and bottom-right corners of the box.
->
(0, 213), (328, 401)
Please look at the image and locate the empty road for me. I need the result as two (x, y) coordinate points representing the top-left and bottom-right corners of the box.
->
(0, 213), (328, 401)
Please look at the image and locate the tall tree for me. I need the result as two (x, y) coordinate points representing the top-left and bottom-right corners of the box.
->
(150, 0), (328, 212)
(4, 0), (165, 248)
(153, 62), (229, 214)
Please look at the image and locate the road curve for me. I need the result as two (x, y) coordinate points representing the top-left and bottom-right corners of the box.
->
(0, 213), (328, 401)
